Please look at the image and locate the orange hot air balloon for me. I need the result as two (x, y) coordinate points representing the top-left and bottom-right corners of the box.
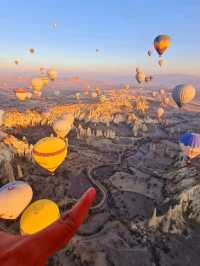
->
(15, 88), (27, 101)
(154, 35), (171, 56)
(31, 78), (43, 92)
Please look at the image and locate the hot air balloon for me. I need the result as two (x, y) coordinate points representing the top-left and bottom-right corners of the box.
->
(158, 59), (164, 67)
(159, 89), (165, 96)
(29, 48), (35, 54)
(15, 88), (27, 101)
(135, 71), (145, 84)
(20, 199), (60, 235)
(0, 109), (5, 126)
(180, 133), (200, 159)
(147, 50), (152, 56)
(0, 181), (33, 220)
(154, 35), (171, 56)
(47, 69), (57, 81)
(14, 60), (19, 65)
(145, 77), (151, 83)
(40, 67), (45, 74)
(53, 116), (73, 139)
(26, 92), (33, 99)
(172, 84), (196, 108)
(75, 92), (80, 101)
(31, 78), (43, 92)
(41, 77), (49, 87)
(156, 107), (165, 120)
(32, 136), (67, 173)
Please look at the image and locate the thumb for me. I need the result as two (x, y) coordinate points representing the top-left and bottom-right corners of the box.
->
(30, 187), (96, 257)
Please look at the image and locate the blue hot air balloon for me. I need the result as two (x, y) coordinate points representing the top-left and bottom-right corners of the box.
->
(180, 133), (200, 159)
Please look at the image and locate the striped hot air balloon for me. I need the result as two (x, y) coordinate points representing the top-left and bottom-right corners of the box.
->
(180, 133), (200, 159)
(32, 137), (67, 173)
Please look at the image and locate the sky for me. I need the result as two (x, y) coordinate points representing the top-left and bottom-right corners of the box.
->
(0, 0), (200, 79)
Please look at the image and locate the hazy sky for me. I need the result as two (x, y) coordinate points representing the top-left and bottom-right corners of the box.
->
(0, 0), (200, 78)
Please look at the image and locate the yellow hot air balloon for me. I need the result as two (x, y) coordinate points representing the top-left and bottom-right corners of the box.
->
(0, 181), (33, 220)
(32, 137), (67, 173)
(15, 88), (27, 101)
(53, 118), (72, 139)
(154, 35), (171, 56)
(41, 76), (49, 87)
(20, 199), (60, 235)
(156, 107), (165, 119)
(47, 69), (57, 81)
(158, 59), (164, 67)
(31, 78), (43, 92)
(26, 92), (32, 99)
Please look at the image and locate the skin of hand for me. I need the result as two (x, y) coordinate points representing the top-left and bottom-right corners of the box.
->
(0, 187), (96, 266)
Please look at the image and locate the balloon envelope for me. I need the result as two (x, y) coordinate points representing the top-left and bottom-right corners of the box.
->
(20, 199), (60, 235)
(154, 35), (171, 56)
(0, 181), (33, 220)
(32, 137), (67, 173)
(135, 71), (145, 84)
(172, 84), (196, 108)
(31, 78), (43, 92)
(180, 133), (200, 159)
(47, 69), (57, 81)
(15, 88), (27, 101)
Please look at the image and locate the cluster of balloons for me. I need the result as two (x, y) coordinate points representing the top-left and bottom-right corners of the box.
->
(15, 69), (57, 101)
(0, 180), (61, 235)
